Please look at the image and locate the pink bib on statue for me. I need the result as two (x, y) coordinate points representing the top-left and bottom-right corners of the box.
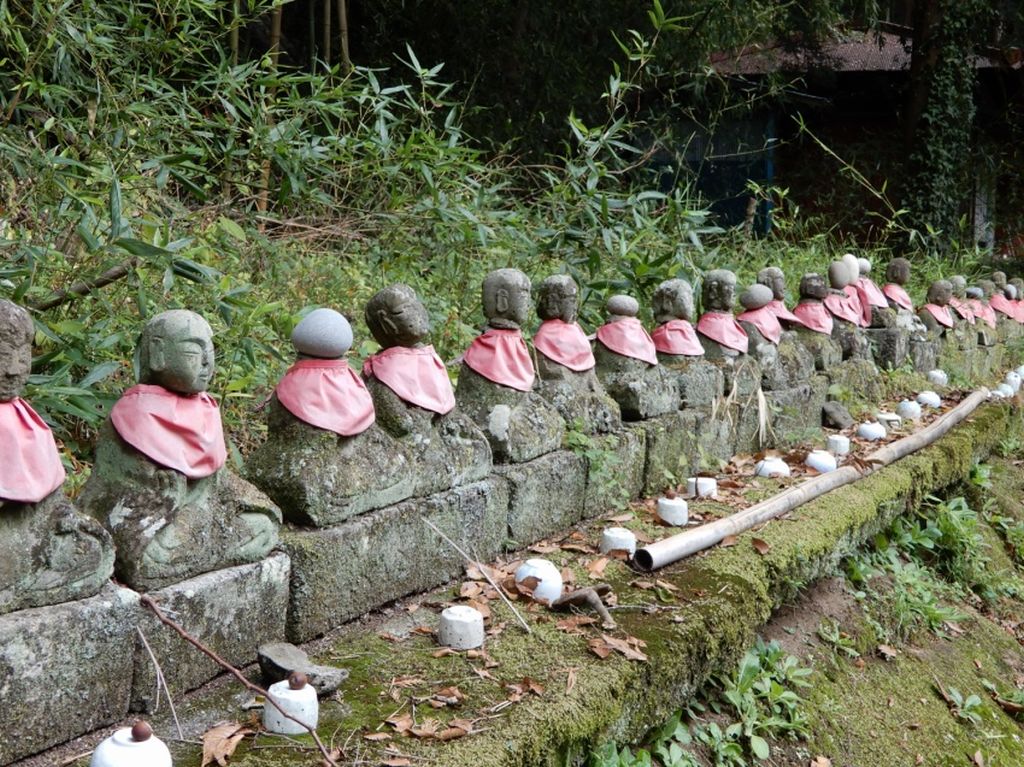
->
(883, 284), (913, 311)
(792, 302), (834, 335)
(276, 359), (375, 436)
(363, 345), (455, 415)
(652, 319), (704, 356)
(824, 293), (863, 326)
(991, 293), (1016, 319)
(596, 318), (658, 365)
(463, 328), (535, 391)
(737, 306), (782, 345)
(111, 384), (227, 478)
(922, 304), (954, 329)
(0, 398), (66, 503)
(697, 312), (749, 353)
(533, 319), (596, 372)
(766, 299), (803, 327)
(855, 278), (888, 325)
(949, 298), (975, 324)
(969, 299), (997, 329)
(1015, 301), (1024, 324)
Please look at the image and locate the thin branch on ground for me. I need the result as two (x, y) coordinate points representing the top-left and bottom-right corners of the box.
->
(136, 626), (184, 739)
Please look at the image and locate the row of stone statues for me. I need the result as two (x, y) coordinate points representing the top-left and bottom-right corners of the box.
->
(2, 257), (1022, 612)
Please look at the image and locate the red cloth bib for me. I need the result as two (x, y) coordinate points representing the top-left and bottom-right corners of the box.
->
(533, 319), (596, 371)
(697, 311), (749, 354)
(766, 299), (803, 327)
(0, 398), (66, 503)
(922, 304), (954, 329)
(111, 384), (227, 478)
(969, 299), (997, 329)
(595, 317), (658, 365)
(276, 359), (375, 436)
(792, 302), (834, 335)
(1015, 301), (1024, 323)
(883, 284), (913, 311)
(991, 293), (1016, 318)
(363, 345), (455, 415)
(824, 293), (864, 326)
(652, 319), (704, 356)
(855, 277), (889, 325)
(949, 297), (975, 324)
(463, 328), (535, 391)
(737, 305), (782, 345)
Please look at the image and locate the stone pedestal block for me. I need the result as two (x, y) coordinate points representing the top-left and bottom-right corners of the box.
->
(131, 554), (290, 712)
(283, 480), (509, 643)
(767, 376), (828, 445)
(761, 337), (815, 391)
(581, 427), (646, 515)
(594, 347), (678, 421)
(826, 358), (882, 403)
(794, 330), (843, 372)
(497, 450), (586, 545)
(910, 336), (939, 372)
(535, 378), (621, 435)
(639, 411), (731, 494)
(831, 319), (872, 361)
(0, 586), (139, 764)
(719, 356), (762, 398)
(658, 356), (724, 410)
(865, 327), (909, 371)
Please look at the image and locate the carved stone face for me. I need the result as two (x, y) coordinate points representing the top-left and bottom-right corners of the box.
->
(137, 310), (215, 395)
(0, 300), (33, 402)
(757, 267), (785, 301)
(702, 270), (737, 312)
(992, 271), (1008, 289)
(536, 275), (579, 322)
(482, 268), (531, 328)
(978, 279), (996, 299)
(1011, 278), (1024, 298)
(799, 274), (828, 301)
(886, 258), (911, 285)
(950, 275), (967, 297)
(365, 284), (431, 348)
(652, 279), (695, 324)
(926, 280), (952, 306)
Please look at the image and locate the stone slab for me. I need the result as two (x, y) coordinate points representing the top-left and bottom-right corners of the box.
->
(131, 554), (291, 712)
(283, 479), (509, 643)
(581, 427), (646, 516)
(497, 450), (586, 545)
(0, 585), (139, 764)
(865, 327), (909, 371)
(766, 376), (828, 445)
(826, 358), (882, 403)
(761, 337), (815, 391)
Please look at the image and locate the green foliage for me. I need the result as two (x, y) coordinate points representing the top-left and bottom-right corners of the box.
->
(943, 685), (984, 725)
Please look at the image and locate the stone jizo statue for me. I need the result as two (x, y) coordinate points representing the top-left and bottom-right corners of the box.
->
(853, 256), (892, 327)
(792, 273), (833, 335)
(757, 266), (803, 328)
(0, 300), (113, 614)
(824, 260), (864, 327)
(595, 295), (658, 365)
(947, 275), (975, 325)
(737, 283), (782, 347)
(696, 269), (748, 358)
(883, 258), (914, 311)
(651, 278), (704, 356)
(917, 280), (955, 333)
(79, 310), (280, 591)
(988, 276), (1017, 320)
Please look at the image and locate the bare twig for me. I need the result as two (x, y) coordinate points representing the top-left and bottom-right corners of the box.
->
(30, 258), (138, 311)
(139, 594), (339, 767)
(136, 627), (184, 739)
(421, 519), (532, 634)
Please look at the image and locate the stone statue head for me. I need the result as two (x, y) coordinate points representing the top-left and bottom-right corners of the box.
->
(536, 275), (579, 323)
(739, 284), (772, 311)
(857, 257), (871, 276)
(365, 284), (430, 349)
(1011, 278), (1024, 298)
(926, 280), (952, 306)
(949, 275), (967, 298)
(992, 271), (1008, 289)
(799, 273), (829, 301)
(828, 260), (854, 290)
(652, 279), (695, 324)
(756, 267), (785, 301)
(978, 279), (996, 299)
(291, 308), (353, 359)
(842, 253), (860, 281)
(482, 268), (531, 329)
(1007, 284), (1019, 300)
(137, 310), (215, 395)
(605, 294), (639, 322)
(886, 258), (911, 285)
(0, 299), (33, 402)
(702, 270), (737, 312)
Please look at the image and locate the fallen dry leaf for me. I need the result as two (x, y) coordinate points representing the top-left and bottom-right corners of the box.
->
(432, 647), (459, 658)
(202, 722), (252, 767)
(751, 538), (771, 555)
(471, 665), (497, 681)
(565, 667), (577, 695)
(599, 633), (648, 662)
(386, 713), (415, 734)
(363, 732), (391, 742)
(382, 759), (412, 767)
(556, 614), (598, 634)
(721, 535), (739, 548)
(810, 757), (832, 767)
(974, 750), (985, 767)
(587, 557), (610, 578)
(877, 644), (898, 661)
(588, 637), (613, 659)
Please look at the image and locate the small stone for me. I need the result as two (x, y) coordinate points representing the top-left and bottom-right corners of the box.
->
(288, 671), (307, 690)
(822, 401), (854, 429)
(606, 294), (639, 317)
(131, 721), (152, 742)
(739, 284), (773, 310)
(258, 642), (349, 696)
(291, 308), (353, 358)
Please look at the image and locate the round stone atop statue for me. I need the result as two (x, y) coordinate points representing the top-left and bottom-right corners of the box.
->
(739, 284), (772, 310)
(596, 294), (658, 365)
(291, 308), (353, 359)
(737, 284), (781, 345)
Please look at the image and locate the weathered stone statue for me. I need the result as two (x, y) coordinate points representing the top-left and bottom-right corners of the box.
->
(740, 280), (816, 393)
(0, 300), (113, 614)
(79, 310), (280, 591)
(917, 280), (955, 335)
(246, 308), (416, 527)
(757, 267), (803, 328)
(882, 258), (914, 312)
(853, 257), (895, 328)
(1011, 278), (1024, 322)
(593, 294), (676, 420)
(455, 268), (564, 463)
(948, 276), (976, 325)
(532, 275), (620, 432)
(651, 279), (723, 409)
(823, 260), (871, 360)
(357, 284), (491, 495)
(696, 269), (748, 360)
(737, 283), (781, 361)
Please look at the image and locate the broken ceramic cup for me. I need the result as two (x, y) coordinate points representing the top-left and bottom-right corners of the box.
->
(90, 722), (172, 767)
(827, 434), (850, 456)
(656, 496), (689, 526)
(926, 369), (948, 387)
(514, 558), (564, 603)
(916, 390), (941, 408)
(755, 456), (791, 478)
(264, 672), (319, 735)
(896, 400), (922, 420)
(857, 422), (887, 441)
(805, 450), (837, 473)
(600, 527), (637, 556)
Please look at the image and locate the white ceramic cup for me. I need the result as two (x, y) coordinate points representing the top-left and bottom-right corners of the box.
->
(657, 497), (689, 526)
(263, 678), (319, 735)
(600, 526), (637, 556)
(806, 449), (837, 473)
(439, 605), (486, 650)
(514, 558), (564, 603)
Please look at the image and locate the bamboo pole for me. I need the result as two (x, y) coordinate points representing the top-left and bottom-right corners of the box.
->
(322, 0), (332, 66)
(256, 3), (284, 219)
(634, 388), (992, 572)
(336, 0), (351, 72)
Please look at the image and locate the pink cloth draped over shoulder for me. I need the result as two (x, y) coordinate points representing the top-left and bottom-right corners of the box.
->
(991, 293), (1016, 319)
(111, 384), (227, 478)
(276, 358), (375, 436)
(0, 398), (66, 503)
(766, 299), (804, 327)
(1015, 301), (1024, 323)
(595, 317), (658, 365)
(883, 284), (914, 311)
(533, 319), (596, 371)
(921, 304), (954, 329)
(697, 311), (749, 354)
(737, 305), (782, 345)
(824, 293), (864, 326)
(792, 302), (834, 335)
(651, 319), (704, 356)
(969, 299), (997, 329)
(363, 345), (455, 415)
(855, 277), (889, 326)
(949, 297), (975, 324)
(463, 328), (535, 391)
